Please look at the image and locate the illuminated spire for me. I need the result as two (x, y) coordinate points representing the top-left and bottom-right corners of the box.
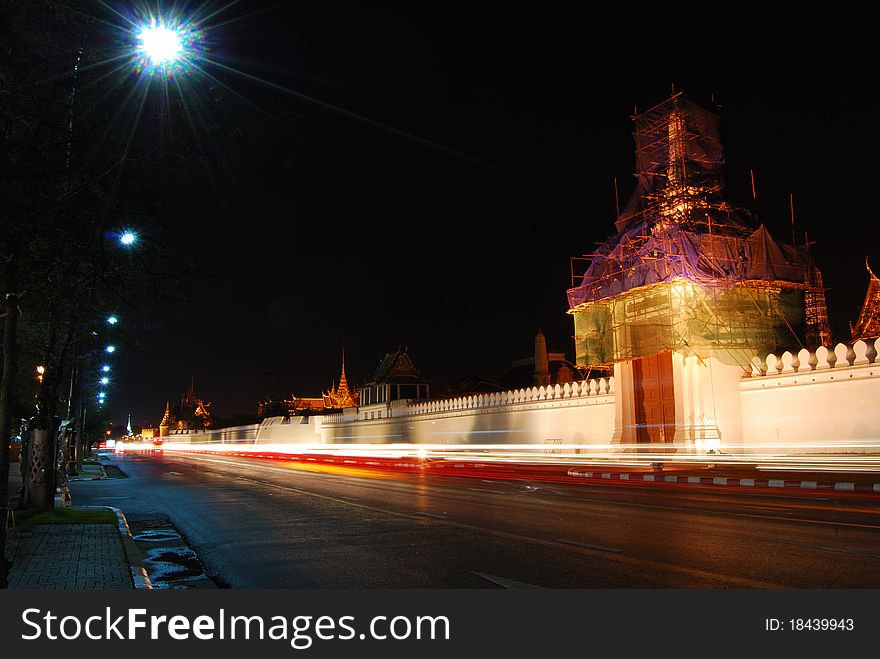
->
(337, 349), (351, 398)
(160, 402), (171, 427)
(323, 349), (359, 409)
(851, 258), (880, 341)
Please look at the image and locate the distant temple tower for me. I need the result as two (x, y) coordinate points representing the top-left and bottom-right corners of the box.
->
(157, 382), (213, 435)
(159, 402), (172, 437)
(567, 93), (828, 447)
(534, 330), (551, 387)
(851, 259), (880, 341)
(323, 350), (360, 409)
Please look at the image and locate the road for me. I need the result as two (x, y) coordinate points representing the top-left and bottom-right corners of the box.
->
(71, 451), (880, 588)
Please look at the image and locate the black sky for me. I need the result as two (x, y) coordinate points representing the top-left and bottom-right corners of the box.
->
(111, 3), (880, 426)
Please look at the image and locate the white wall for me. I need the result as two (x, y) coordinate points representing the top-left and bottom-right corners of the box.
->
(163, 341), (880, 456)
(739, 340), (880, 453)
(255, 415), (324, 443)
(321, 379), (616, 446)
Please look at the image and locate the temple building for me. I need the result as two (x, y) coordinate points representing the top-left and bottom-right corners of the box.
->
(158, 383), (213, 436)
(566, 94), (831, 446)
(257, 351), (359, 418)
(851, 259), (880, 341)
(358, 348), (431, 406)
(322, 351), (360, 409)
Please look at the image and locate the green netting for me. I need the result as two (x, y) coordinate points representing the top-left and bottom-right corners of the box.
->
(572, 279), (805, 369)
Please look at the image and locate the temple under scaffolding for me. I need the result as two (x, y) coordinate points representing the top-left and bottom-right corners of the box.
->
(567, 94), (831, 372)
(567, 94), (833, 445)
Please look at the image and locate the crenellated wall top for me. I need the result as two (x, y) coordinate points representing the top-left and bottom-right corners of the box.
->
(323, 377), (615, 424)
(750, 338), (879, 376)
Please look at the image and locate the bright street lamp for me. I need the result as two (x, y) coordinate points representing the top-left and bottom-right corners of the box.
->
(100, 377), (110, 385)
(119, 231), (137, 246)
(107, 315), (119, 325)
(133, 17), (199, 76)
(137, 24), (184, 67)
(102, 365), (111, 373)
(105, 345), (116, 354)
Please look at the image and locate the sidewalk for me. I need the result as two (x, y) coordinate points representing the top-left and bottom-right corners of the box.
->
(4, 461), (150, 590)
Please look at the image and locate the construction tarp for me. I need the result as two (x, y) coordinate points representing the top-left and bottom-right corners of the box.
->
(567, 224), (812, 310)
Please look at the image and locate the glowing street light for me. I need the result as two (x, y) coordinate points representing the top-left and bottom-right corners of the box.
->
(119, 231), (137, 246)
(107, 315), (119, 325)
(102, 365), (111, 373)
(133, 17), (199, 76)
(138, 24), (183, 66)
(105, 345), (116, 354)
(100, 377), (110, 385)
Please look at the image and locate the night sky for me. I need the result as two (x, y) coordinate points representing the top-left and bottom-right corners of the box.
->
(110, 4), (879, 427)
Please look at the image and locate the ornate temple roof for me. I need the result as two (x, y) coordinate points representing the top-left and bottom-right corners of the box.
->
(323, 350), (359, 409)
(851, 259), (880, 341)
(369, 348), (426, 384)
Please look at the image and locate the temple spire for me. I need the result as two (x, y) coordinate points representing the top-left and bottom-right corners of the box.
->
(851, 258), (880, 341)
(322, 349), (359, 409)
(337, 349), (350, 397)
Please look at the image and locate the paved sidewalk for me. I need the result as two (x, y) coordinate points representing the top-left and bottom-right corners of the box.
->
(4, 461), (150, 590)
(6, 523), (132, 589)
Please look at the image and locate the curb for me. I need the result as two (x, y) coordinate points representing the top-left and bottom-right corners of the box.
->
(566, 470), (880, 493)
(84, 506), (152, 589)
(67, 463), (108, 482)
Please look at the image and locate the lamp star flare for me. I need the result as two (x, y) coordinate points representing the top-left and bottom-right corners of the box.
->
(133, 18), (199, 75)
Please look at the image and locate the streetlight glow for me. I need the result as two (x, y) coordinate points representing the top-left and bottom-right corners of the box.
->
(119, 231), (137, 246)
(102, 365), (111, 373)
(138, 24), (183, 66)
(107, 315), (119, 325)
(105, 345), (116, 354)
(133, 16), (200, 76)
(101, 377), (110, 385)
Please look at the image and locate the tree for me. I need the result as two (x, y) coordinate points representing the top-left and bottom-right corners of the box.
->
(1, 0), (233, 586)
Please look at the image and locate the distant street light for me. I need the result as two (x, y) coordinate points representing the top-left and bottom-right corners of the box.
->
(105, 345), (116, 354)
(100, 377), (110, 385)
(119, 231), (137, 246)
(102, 365), (111, 373)
(107, 315), (119, 325)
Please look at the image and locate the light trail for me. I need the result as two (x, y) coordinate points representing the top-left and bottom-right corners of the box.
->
(117, 439), (880, 475)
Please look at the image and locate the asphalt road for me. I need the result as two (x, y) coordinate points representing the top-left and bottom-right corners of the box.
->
(71, 451), (880, 588)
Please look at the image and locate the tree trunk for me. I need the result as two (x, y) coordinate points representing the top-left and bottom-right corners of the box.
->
(0, 255), (20, 588)
(22, 309), (57, 510)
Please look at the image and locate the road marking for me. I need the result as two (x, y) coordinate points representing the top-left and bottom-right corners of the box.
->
(472, 572), (542, 589)
(813, 546), (880, 559)
(556, 538), (624, 553)
(414, 512), (447, 519)
(339, 496), (360, 502)
(468, 488), (505, 495)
